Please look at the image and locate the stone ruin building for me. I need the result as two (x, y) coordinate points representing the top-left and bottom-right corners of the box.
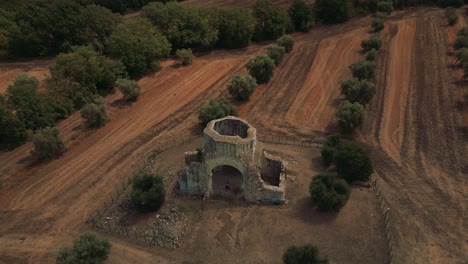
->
(179, 116), (287, 204)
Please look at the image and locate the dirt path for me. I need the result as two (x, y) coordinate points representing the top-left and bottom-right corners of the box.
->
(365, 9), (468, 264)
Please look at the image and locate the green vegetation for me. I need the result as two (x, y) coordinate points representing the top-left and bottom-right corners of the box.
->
(377, 1), (393, 14)
(252, 0), (291, 41)
(454, 26), (468, 50)
(315, 0), (351, 24)
(227, 75), (258, 101)
(176, 49), (194, 66)
(320, 134), (342, 166)
(340, 77), (376, 105)
(246, 55), (276, 84)
(277, 35), (295, 53)
(198, 98), (237, 127)
(31, 127), (66, 162)
(115, 79), (141, 102)
(107, 17), (171, 78)
(0, 95), (27, 150)
(365, 49), (378, 61)
(335, 141), (373, 182)
(372, 18), (385, 32)
(361, 34), (382, 51)
(288, 0), (313, 32)
(349, 60), (376, 80)
(266, 44), (286, 66)
(131, 174), (166, 212)
(446, 7), (458, 26)
(335, 101), (365, 134)
(216, 7), (255, 49)
(309, 173), (350, 211)
(283, 244), (329, 264)
(56, 231), (111, 264)
(80, 97), (108, 128)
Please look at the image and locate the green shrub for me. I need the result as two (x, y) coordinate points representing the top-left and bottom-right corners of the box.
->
(349, 60), (376, 80)
(309, 173), (350, 211)
(56, 232), (111, 264)
(335, 142), (373, 182)
(375, 12), (387, 20)
(115, 78), (141, 102)
(176, 48), (194, 66)
(335, 101), (365, 134)
(227, 75), (258, 101)
(131, 174), (165, 212)
(246, 55), (276, 84)
(365, 49), (378, 61)
(340, 77), (376, 105)
(372, 18), (385, 32)
(283, 244), (329, 264)
(31, 127), (66, 162)
(377, 1), (393, 14)
(288, 0), (314, 32)
(198, 98), (237, 127)
(277, 35), (295, 53)
(266, 44), (286, 66)
(80, 97), (108, 128)
(455, 48), (468, 63)
(361, 34), (382, 51)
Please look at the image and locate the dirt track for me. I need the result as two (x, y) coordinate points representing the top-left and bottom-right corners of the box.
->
(365, 9), (468, 264)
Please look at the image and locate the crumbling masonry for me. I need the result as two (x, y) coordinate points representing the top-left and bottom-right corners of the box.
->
(179, 116), (287, 204)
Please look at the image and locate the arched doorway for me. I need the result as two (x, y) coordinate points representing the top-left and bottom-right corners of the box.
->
(211, 165), (243, 198)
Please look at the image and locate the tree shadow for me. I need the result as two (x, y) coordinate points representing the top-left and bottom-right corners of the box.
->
(294, 197), (339, 225)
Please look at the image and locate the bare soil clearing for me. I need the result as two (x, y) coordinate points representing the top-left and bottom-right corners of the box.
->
(365, 9), (468, 264)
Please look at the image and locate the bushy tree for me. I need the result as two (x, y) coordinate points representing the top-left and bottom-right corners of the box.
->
(320, 134), (342, 166)
(377, 1), (393, 14)
(131, 174), (165, 212)
(335, 142), (373, 182)
(51, 46), (126, 95)
(31, 127), (66, 162)
(0, 10), (18, 58)
(288, 0), (313, 32)
(446, 7), (458, 26)
(43, 78), (76, 118)
(6, 73), (57, 131)
(176, 49), (194, 66)
(142, 2), (217, 51)
(252, 0), (292, 41)
(227, 75), (258, 101)
(372, 18), (385, 32)
(115, 79), (141, 102)
(283, 244), (329, 264)
(0, 95), (27, 150)
(107, 18), (171, 78)
(246, 55), (276, 84)
(349, 60), (376, 80)
(361, 34), (382, 51)
(266, 44), (286, 66)
(315, 0), (351, 24)
(277, 35), (295, 53)
(340, 77), (376, 105)
(335, 101), (365, 133)
(455, 48), (468, 64)
(216, 7), (255, 49)
(309, 173), (350, 211)
(376, 12), (387, 20)
(198, 98), (237, 127)
(80, 97), (108, 128)
(79, 4), (121, 52)
(56, 232), (111, 264)
(437, 0), (463, 8)
(365, 49), (378, 61)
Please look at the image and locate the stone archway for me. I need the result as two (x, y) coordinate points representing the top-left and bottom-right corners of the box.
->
(211, 165), (243, 197)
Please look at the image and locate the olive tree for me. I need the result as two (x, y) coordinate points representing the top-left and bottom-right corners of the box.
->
(335, 101), (365, 134)
(131, 174), (166, 212)
(372, 18), (385, 32)
(198, 98), (237, 127)
(365, 49), (378, 61)
(377, 1), (393, 14)
(277, 35), (295, 53)
(115, 78), (141, 102)
(31, 127), (66, 162)
(56, 232), (111, 264)
(283, 244), (329, 264)
(252, 0), (291, 41)
(288, 0), (313, 32)
(266, 44), (286, 66)
(176, 48), (194, 66)
(227, 75), (258, 101)
(80, 97), (108, 128)
(309, 173), (350, 211)
(246, 55), (276, 84)
(361, 34), (382, 51)
(349, 60), (376, 80)
(340, 77), (376, 105)
(335, 142), (373, 182)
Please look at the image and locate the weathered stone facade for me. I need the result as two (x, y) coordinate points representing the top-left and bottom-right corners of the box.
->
(179, 116), (287, 204)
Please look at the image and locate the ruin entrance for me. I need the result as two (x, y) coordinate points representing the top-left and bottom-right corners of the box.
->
(211, 165), (243, 197)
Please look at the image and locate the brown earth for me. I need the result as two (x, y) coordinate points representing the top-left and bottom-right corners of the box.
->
(0, 58), (52, 93)
(0, 5), (465, 264)
(365, 8), (468, 264)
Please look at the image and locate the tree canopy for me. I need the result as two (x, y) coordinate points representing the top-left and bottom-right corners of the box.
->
(266, 44), (286, 66)
(131, 174), (166, 212)
(335, 141), (373, 182)
(283, 244), (329, 264)
(277, 35), (295, 53)
(349, 60), (376, 80)
(107, 18), (171, 78)
(216, 7), (255, 49)
(227, 75), (258, 101)
(288, 0), (313, 32)
(309, 173), (350, 211)
(340, 77), (376, 105)
(199, 98), (237, 127)
(31, 126), (66, 162)
(56, 231), (111, 264)
(315, 0), (351, 24)
(335, 101), (365, 134)
(252, 0), (291, 41)
(246, 55), (276, 84)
